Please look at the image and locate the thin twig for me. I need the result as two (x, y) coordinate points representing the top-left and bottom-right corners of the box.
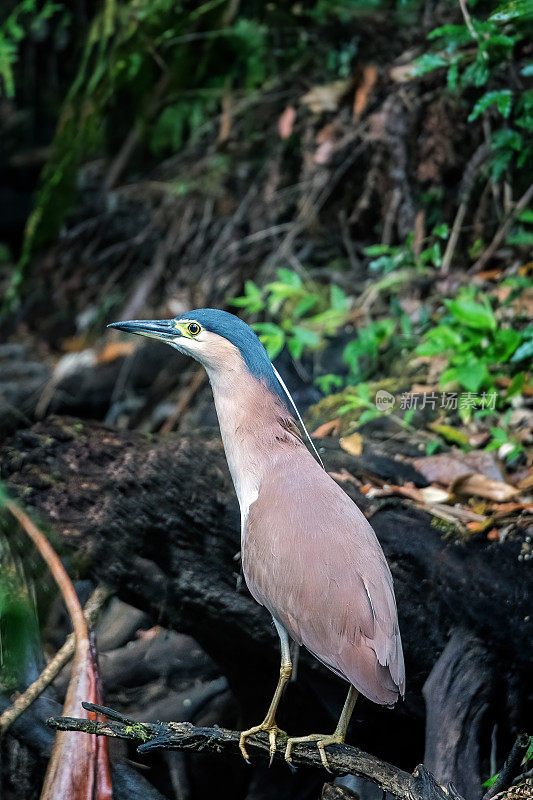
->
(441, 143), (490, 274)
(0, 585), (111, 736)
(472, 182), (533, 272)
(160, 368), (207, 433)
(47, 703), (459, 800)
(458, 0), (479, 42)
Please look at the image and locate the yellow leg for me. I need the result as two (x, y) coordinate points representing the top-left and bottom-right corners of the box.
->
(284, 685), (359, 772)
(239, 619), (292, 764)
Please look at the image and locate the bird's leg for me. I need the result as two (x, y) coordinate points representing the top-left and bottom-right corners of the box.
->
(239, 619), (292, 764)
(284, 685), (359, 772)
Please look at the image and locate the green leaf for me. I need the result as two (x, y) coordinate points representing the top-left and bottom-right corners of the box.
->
(468, 90), (513, 122)
(315, 373), (344, 394)
(489, 328), (521, 361)
(276, 268), (302, 289)
(432, 223), (449, 239)
(252, 323), (285, 359)
(330, 284), (351, 312)
(446, 298), (496, 331)
(426, 439), (442, 456)
(293, 294), (320, 318)
(359, 408), (379, 425)
(364, 244), (392, 256)
(511, 336), (533, 362)
(454, 359), (488, 392)
(413, 53), (448, 76)
(230, 280), (264, 312)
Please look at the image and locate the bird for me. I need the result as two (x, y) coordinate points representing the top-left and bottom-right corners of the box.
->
(108, 308), (405, 769)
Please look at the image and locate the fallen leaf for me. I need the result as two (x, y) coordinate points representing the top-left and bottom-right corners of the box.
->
(474, 268), (503, 281)
(301, 80), (350, 114)
(314, 139), (335, 165)
(452, 473), (519, 501)
(419, 486), (450, 504)
(413, 451), (504, 486)
(491, 502), (533, 518)
(428, 423), (471, 448)
(312, 419), (340, 438)
(340, 432), (363, 456)
(98, 341), (136, 363)
(353, 64), (378, 119)
(278, 105), (296, 139)
(517, 471), (533, 491)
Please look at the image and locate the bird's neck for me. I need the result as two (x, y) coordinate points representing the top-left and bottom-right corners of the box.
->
(206, 363), (300, 529)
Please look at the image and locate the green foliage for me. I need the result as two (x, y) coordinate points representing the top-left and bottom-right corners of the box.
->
(416, 287), (528, 394)
(365, 224), (449, 274)
(0, 488), (40, 692)
(414, 2), (533, 184)
(231, 268), (352, 359)
(6, 0), (285, 307)
(0, 0), (66, 98)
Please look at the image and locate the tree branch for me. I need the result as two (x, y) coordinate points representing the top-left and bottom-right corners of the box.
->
(47, 703), (459, 800)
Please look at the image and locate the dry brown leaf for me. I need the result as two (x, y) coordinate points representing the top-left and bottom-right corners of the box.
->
(413, 451), (504, 486)
(389, 63), (417, 83)
(301, 80), (350, 114)
(353, 64), (378, 118)
(452, 473), (519, 501)
(98, 341), (136, 363)
(311, 418), (340, 438)
(491, 501), (533, 518)
(340, 432), (363, 456)
(516, 470), (533, 491)
(314, 140), (335, 164)
(278, 105), (296, 139)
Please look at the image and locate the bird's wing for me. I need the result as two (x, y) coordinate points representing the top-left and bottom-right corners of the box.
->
(242, 449), (405, 705)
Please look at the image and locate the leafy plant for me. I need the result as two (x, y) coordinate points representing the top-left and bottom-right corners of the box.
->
(231, 268), (352, 359)
(365, 224), (449, 274)
(414, 1), (533, 184)
(416, 288), (528, 394)
(0, 0), (66, 98)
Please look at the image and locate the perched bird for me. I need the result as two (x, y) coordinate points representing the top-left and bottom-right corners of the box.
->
(108, 309), (405, 768)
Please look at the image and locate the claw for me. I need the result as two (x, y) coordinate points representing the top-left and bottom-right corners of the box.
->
(284, 732), (343, 771)
(239, 721), (284, 764)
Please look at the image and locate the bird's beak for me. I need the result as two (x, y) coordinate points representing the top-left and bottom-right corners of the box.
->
(107, 319), (179, 342)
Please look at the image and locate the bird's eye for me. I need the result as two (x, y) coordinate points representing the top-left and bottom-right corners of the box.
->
(187, 322), (201, 336)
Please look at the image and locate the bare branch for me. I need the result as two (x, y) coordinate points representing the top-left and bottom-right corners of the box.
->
(47, 703), (459, 800)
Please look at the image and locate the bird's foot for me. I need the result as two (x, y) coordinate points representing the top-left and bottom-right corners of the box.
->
(284, 732), (344, 772)
(239, 720), (286, 765)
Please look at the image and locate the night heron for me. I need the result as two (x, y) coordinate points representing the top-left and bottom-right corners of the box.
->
(108, 309), (405, 768)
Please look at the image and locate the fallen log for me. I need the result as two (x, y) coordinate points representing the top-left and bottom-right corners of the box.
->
(1, 416), (531, 799)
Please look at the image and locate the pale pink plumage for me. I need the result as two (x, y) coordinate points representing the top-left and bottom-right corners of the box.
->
(243, 446), (405, 704)
(207, 339), (405, 706)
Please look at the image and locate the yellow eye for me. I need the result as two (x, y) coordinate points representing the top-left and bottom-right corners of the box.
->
(187, 322), (201, 336)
